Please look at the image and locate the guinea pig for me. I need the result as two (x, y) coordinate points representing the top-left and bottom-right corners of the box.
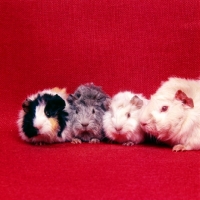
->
(67, 83), (111, 144)
(17, 87), (71, 144)
(103, 91), (148, 146)
(139, 77), (200, 151)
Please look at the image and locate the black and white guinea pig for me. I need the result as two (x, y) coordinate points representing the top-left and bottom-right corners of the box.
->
(17, 87), (71, 144)
(139, 77), (200, 151)
(67, 83), (111, 144)
(103, 91), (148, 146)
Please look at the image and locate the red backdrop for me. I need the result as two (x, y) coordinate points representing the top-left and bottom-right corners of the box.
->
(0, 0), (200, 199)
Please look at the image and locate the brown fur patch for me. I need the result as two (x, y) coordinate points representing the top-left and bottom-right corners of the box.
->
(51, 87), (68, 98)
(49, 118), (59, 136)
(52, 87), (66, 94)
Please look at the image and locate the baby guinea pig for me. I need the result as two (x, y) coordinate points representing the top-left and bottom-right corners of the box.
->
(67, 83), (111, 144)
(103, 91), (148, 146)
(17, 87), (71, 144)
(139, 77), (200, 151)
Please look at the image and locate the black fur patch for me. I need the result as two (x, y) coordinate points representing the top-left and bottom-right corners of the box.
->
(57, 111), (68, 137)
(44, 94), (66, 117)
(22, 97), (39, 138)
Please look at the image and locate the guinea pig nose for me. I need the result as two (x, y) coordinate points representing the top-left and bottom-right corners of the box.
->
(81, 123), (89, 127)
(141, 122), (147, 127)
(35, 123), (43, 130)
(115, 127), (122, 131)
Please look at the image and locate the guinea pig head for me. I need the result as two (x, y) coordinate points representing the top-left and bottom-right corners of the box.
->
(139, 90), (194, 140)
(70, 103), (104, 142)
(103, 95), (143, 142)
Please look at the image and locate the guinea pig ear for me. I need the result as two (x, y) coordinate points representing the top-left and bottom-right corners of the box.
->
(22, 99), (32, 113)
(130, 95), (143, 109)
(175, 90), (194, 108)
(75, 91), (81, 98)
(101, 98), (111, 111)
(67, 94), (78, 105)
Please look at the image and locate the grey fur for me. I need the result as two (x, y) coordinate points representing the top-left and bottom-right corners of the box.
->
(67, 83), (111, 143)
(68, 83), (111, 110)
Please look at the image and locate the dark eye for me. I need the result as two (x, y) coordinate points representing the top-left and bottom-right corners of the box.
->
(127, 113), (130, 118)
(161, 106), (168, 112)
(76, 110), (78, 114)
(92, 109), (95, 114)
(45, 111), (50, 117)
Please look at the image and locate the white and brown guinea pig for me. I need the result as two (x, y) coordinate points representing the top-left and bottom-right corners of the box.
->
(139, 77), (200, 151)
(103, 91), (148, 146)
(17, 87), (71, 144)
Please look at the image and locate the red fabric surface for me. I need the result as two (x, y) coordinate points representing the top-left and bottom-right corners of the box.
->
(0, 0), (200, 199)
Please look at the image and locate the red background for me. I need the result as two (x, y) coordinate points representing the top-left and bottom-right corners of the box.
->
(0, 0), (200, 199)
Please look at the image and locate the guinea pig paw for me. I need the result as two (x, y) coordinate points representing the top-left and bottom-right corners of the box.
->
(71, 138), (82, 144)
(34, 142), (47, 146)
(89, 138), (100, 144)
(172, 144), (186, 152)
(122, 141), (135, 146)
(107, 139), (114, 144)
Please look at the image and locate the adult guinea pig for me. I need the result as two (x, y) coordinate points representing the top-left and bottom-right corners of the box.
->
(103, 91), (148, 146)
(139, 77), (200, 151)
(17, 87), (71, 144)
(67, 83), (111, 144)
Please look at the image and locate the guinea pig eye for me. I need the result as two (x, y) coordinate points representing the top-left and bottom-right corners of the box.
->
(126, 113), (130, 118)
(161, 106), (168, 112)
(45, 111), (50, 117)
(92, 108), (95, 114)
(76, 110), (78, 114)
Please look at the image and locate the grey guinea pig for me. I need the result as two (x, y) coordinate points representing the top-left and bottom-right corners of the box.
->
(67, 83), (111, 144)
(17, 87), (71, 144)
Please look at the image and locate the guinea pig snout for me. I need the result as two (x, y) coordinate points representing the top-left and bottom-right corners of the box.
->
(114, 126), (122, 132)
(34, 117), (49, 132)
(140, 122), (147, 127)
(81, 122), (89, 127)
(34, 121), (44, 131)
(80, 119), (89, 128)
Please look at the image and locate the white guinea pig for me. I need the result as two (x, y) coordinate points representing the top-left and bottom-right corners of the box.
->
(103, 91), (148, 146)
(17, 87), (71, 144)
(139, 77), (200, 151)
